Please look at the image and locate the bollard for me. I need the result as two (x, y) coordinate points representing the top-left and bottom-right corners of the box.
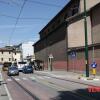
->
(92, 68), (96, 78)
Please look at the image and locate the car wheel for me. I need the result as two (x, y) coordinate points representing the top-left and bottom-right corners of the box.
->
(31, 71), (33, 73)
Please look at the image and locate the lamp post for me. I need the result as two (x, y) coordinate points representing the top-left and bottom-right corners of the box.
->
(84, 0), (89, 77)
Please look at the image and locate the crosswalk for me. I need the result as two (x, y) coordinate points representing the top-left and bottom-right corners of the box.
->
(6, 75), (51, 82)
(6, 77), (29, 82)
(0, 71), (3, 82)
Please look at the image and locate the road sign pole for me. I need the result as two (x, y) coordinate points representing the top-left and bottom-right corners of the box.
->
(84, 0), (89, 77)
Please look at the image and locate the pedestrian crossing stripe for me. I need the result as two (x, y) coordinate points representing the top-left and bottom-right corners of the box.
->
(44, 76), (51, 79)
(30, 76), (36, 80)
(22, 77), (28, 80)
(15, 78), (20, 81)
(6, 77), (30, 82)
(7, 79), (11, 81)
(6, 75), (51, 82)
(37, 76), (44, 79)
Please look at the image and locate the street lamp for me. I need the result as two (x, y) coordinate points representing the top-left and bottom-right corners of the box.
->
(84, 0), (89, 77)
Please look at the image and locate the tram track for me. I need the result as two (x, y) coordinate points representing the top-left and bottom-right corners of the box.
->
(11, 75), (94, 100)
(10, 76), (40, 100)
(5, 73), (98, 100)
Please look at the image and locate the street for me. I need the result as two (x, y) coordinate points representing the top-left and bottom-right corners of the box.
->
(0, 70), (100, 100)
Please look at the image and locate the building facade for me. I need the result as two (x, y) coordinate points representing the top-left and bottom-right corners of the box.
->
(34, 0), (100, 73)
(0, 46), (21, 64)
(20, 41), (35, 61)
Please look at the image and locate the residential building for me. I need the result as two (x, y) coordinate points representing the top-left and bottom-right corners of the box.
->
(0, 46), (21, 64)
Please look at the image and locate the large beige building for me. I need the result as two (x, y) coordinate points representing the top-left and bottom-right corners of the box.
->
(0, 46), (21, 64)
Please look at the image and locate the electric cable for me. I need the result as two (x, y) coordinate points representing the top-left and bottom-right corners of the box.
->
(9, 0), (27, 45)
(27, 0), (62, 7)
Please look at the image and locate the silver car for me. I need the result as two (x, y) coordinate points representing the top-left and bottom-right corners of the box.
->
(7, 66), (19, 76)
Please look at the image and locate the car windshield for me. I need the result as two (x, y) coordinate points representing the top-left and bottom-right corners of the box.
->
(18, 62), (26, 64)
(26, 66), (32, 68)
(9, 67), (17, 70)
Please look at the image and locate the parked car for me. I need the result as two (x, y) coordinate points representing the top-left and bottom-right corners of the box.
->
(7, 66), (19, 76)
(2, 62), (12, 71)
(22, 65), (33, 74)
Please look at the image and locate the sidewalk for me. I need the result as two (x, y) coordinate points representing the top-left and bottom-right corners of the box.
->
(0, 69), (9, 100)
(34, 70), (100, 87)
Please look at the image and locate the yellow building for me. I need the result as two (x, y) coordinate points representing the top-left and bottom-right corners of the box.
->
(0, 46), (21, 64)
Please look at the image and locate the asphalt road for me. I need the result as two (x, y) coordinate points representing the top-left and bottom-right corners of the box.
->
(2, 71), (100, 100)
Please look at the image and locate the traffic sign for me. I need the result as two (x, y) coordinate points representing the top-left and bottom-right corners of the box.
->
(49, 54), (54, 59)
(91, 62), (97, 68)
(70, 51), (76, 58)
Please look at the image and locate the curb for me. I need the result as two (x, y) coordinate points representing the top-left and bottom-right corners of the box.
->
(78, 76), (100, 81)
(35, 72), (100, 87)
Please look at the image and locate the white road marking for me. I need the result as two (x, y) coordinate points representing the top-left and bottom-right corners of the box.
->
(44, 76), (51, 79)
(15, 78), (20, 81)
(7, 79), (12, 82)
(22, 77), (28, 80)
(37, 76), (44, 79)
(1, 72), (13, 100)
(0, 72), (2, 81)
(30, 76), (36, 80)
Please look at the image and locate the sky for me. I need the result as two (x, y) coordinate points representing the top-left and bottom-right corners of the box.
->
(0, 0), (70, 47)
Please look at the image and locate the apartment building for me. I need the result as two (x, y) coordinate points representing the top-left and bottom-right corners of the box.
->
(0, 46), (21, 64)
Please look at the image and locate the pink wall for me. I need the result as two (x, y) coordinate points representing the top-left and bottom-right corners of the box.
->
(43, 58), (100, 73)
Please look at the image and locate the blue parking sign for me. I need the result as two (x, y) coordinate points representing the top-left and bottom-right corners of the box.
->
(91, 62), (97, 68)
(70, 51), (76, 59)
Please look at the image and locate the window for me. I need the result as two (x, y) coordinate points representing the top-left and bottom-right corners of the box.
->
(9, 58), (11, 61)
(1, 58), (3, 61)
(1, 51), (3, 54)
(72, 8), (78, 16)
(72, 5), (79, 16)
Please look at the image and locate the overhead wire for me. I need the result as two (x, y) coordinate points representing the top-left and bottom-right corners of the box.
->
(0, 13), (17, 19)
(1, 0), (64, 46)
(9, 0), (27, 45)
(9, 0), (22, 7)
(27, 0), (62, 7)
(0, 13), (50, 20)
(0, 0), (62, 8)
(0, 0), (10, 5)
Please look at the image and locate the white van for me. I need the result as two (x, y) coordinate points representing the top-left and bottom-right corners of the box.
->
(17, 61), (27, 72)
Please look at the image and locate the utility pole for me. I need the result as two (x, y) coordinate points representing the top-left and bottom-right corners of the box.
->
(84, 0), (89, 77)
